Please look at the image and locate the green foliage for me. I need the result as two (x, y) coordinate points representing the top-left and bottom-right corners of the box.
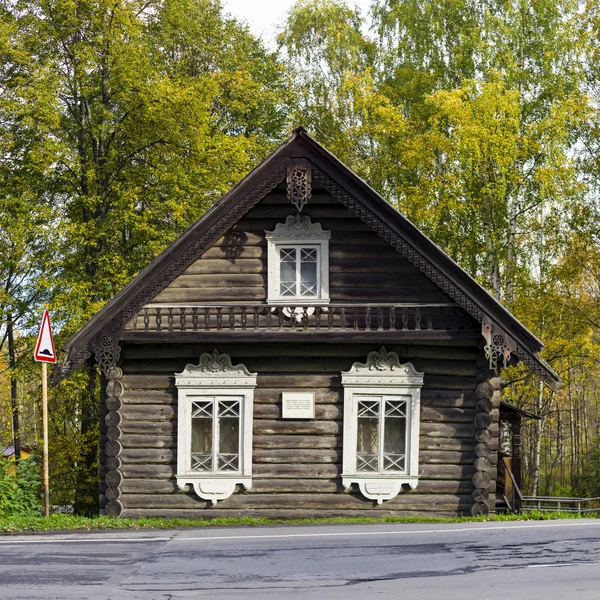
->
(0, 511), (590, 534)
(0, 458), (42, 518)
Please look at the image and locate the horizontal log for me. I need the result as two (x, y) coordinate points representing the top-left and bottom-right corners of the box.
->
(253, 464), (339, 479)
(120, 449), (175, 464)
(184, 258), (266, 275)
(122, 390), (176, 404)
(122, 375), (174, 391)
(253, 420), (341, 436)
(419, 438), (475, 452)
(120, 342), (477, 361)
(121, 404), (175, 421)
(253, 449), (341, 464)
(154, 287), (265, 303)
(119, 492), (473, 511)
(120, 464), (175, 478)
(258, 374), (340, 388)
(169, 274), (265, 288)
(254, 405), (341, 420)
(255, 389), (340, 405)
(119, 508), (469, 519)
(121, 330), (482, 343)
(419, 464), (476, 480)
(419, 450), (475, 465)
(253, 435), (340, 449)
(420, 422), (475, 438)
(120, 421), (175, 435)
(121, 435), (176, 449)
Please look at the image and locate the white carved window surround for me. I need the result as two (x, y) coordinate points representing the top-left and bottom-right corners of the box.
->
(265, 214), (330, 305)
(342, 347), (424, 504)
(175, 350), (256, 504)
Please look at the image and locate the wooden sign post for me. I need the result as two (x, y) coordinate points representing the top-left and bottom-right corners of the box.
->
(34, 310), (56, 518)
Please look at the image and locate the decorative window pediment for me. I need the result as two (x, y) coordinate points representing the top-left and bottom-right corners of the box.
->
(342, 347), (424, 504)
(265, 214), (330, 305)
(175, 350), (256, 504)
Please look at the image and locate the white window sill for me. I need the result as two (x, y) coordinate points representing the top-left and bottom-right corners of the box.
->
(266, 298), (331, 306)
(343, 476), (419, 504)
(177, 476), (252, 504)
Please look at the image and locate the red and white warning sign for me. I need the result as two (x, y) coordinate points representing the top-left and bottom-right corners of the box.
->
(34, 309), (56, 363)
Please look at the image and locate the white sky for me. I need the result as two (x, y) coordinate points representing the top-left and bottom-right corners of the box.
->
(223, 0), (374, 48)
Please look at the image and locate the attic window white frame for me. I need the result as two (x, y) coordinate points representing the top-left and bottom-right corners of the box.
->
(342, 348), (424, 504)
(265, 214), (330, 305)
(175, 350), (256, 504)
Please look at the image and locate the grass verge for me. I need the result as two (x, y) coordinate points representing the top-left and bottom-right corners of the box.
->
(0, 510), (593, 534)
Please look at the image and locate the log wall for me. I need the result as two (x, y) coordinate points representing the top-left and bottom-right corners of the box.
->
(103, 341), (498, 518)
(151, 183), (452, 305)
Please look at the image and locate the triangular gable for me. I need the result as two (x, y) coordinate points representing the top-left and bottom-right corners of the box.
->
(53, 128), (560, 389)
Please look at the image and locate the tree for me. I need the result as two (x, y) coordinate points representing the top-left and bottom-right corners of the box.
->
(3, 0), (291, 513)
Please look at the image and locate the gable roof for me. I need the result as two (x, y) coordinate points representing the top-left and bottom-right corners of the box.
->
(54, 128), (560, 389)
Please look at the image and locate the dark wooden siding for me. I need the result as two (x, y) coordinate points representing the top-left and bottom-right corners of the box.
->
(107, 341), (499, 518)
(151, 184), (453, 305)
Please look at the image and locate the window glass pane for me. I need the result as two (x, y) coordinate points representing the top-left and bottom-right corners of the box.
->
(357, 398), (380, 472)
(300, 252), (317, 297)
(191, 401), (213, 472)
(280, 247), (296, 296)
(383, 398), (407, 472)
(217, 398), (240, 471)
(218, 417), (240, 471)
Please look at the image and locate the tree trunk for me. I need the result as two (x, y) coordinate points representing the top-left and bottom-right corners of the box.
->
(7, 313), (20, 462)
(532, 379), (544, 496)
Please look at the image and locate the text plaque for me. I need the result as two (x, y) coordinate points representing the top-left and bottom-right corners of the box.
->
(282, 392), (315, 419)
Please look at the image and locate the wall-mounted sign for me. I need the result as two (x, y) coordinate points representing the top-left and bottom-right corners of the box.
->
(282, 392), (315, 419)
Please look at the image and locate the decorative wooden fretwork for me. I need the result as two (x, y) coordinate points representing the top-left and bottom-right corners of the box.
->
(287, 160), (311, 212)
(481, 315), (517, 372)
(124, 303), (474, 336)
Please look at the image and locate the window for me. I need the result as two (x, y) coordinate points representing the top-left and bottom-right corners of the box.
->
(342, 347), (424, 503)
(266, 214), (330, 305)
(190, 396), (242, 472)
(355, 394), (409, 473)
(175, 350), (256, 504)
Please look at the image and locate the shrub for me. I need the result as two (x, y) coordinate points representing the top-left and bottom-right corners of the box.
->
(0, 457), (43, 517)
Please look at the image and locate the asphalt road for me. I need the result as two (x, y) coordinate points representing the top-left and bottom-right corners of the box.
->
(0, 520), (599, 599)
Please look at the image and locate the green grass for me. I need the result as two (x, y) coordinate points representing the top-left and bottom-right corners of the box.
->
(0, 510), (593, 534)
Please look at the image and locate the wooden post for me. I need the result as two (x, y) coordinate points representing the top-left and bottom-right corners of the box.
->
(42, 361), (49, 518)
(512, 412), (522, 511)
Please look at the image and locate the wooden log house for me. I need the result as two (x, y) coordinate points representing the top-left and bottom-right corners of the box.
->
(53, 128), (560, 518)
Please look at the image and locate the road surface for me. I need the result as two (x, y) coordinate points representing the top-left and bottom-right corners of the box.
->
(0, 519), (599, 599)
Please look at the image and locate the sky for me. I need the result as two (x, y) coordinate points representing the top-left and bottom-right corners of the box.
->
(223, 0), (374, 47)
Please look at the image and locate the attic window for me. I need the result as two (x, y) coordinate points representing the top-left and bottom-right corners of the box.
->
(265, 214), (330, 305)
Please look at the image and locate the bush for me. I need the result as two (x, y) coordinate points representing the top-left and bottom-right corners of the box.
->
(0, 457), (43, 517)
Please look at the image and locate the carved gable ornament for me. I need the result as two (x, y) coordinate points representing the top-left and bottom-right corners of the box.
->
(287, 160), (312, 212)
(175, 350), (257, 388)
(265, 214), (331, 240)
(342, 347), (424, 386)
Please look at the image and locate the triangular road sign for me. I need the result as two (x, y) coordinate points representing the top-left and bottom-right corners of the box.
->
(34, 310), (56, 363)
